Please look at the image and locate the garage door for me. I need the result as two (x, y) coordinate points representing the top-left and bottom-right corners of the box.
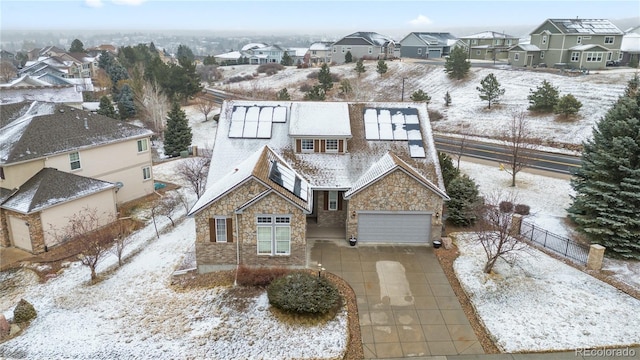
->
(8, 216), (32, 252)
(357, 212), (431, 243)
(428, 49), (442, 59)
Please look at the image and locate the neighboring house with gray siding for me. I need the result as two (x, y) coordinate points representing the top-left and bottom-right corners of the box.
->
(188, 100), (449, 273)
(399, 32), (457, 59)
(331, 32), (397, 64)
(510, 18), (624, 70)
(457, 31), (518, 60)
(621, 25), (640, 66)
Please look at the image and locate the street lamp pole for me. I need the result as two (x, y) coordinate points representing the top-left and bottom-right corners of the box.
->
(401, 78), (406, 101)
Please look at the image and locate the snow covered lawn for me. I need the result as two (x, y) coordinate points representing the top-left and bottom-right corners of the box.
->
(452, 232), (640, 353)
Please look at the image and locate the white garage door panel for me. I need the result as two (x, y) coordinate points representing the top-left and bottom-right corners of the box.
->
(9, 216), (32, 252)
(358, 213), (431, 243)
(428, 49), (441, 58)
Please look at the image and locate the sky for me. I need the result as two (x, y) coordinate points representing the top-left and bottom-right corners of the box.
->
(1, 0), (638, 36)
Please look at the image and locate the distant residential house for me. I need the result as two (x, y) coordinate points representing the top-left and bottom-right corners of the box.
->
(213, 43), (291, 65)
(86, 44), (118, 57)
(509, 18), (624, 70)
(0, 50), (15, 63)
(0, 75), (84, 106)
(285, 47), (308, 65)
(188, 100), (448, 273)
(0, 101), (154, 254)
(457, 31), (519, 61)
(621, 25), (640, 65)
(331, 32), (397, 64)
(306, 41), (333, 65)
(399, 32), (457, 59)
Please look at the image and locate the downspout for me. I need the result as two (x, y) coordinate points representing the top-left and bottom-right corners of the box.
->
(560, 35), (566, 64)
(234, 211), (240, 286)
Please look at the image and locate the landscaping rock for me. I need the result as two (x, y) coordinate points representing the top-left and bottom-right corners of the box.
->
(13, 299), (37, 324)
(9, 324), (21, 337)
(0, 314), (10, 340)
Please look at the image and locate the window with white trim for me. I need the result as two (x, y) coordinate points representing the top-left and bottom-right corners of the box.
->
(604, 36), (614, 44)
(368, 47), (372, 54)
(142, 166), (151, 180)
(341, 47), (345, 54)
(585, 52), (603, 62)
(471, 39), (477, 45)
(328, 191), (338, 211)
(417, 48), (422, 55)
(257, 215), (291, 255)
(137, 139), (148, 152)
(476, 50), (481, 56)
(607, 52), (612, 61)
(577, 36), (582, 44)
(618, 52), (623, 60)
(570, 52), (580, 62)
(325, 139), (338, 152)
(301, 139), (314, 152)
(69, 152), (81, 170)
(540, 51), (544, 59)
(514, 53), (520, 61)
(215, 218), (227, 242)
(542, 35), (547, 44)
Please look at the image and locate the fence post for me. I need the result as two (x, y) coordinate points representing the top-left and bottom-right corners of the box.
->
(510, 214), (523, 236)
(544, 230), (548, 247)
(587, 244), (606, 271)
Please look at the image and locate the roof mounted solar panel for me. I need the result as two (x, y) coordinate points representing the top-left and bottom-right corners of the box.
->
(229, 106), (247, 137)
(272, 106), (287, 123)
(408, 140), (426, 158)
(268, 160), (308, 200)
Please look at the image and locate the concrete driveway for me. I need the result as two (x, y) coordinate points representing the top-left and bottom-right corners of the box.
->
(309, 239), (484, 358)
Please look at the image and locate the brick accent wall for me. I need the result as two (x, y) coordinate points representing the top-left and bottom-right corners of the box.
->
(0, 210), (9, 248)
(194, 180), (267, 272)
(346, 169), (444, 242)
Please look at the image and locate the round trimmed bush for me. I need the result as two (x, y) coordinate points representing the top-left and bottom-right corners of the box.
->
(499, 201), (514, 213)
(267, 272), (340, 316)
(13, 298), (36, 324)
(515, 204), (531, 215)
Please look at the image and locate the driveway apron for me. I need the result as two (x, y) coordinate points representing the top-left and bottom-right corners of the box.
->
(310, 240), (484, 359)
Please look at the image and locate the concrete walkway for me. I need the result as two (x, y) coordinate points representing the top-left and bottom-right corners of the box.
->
(309, 240), (483, 358)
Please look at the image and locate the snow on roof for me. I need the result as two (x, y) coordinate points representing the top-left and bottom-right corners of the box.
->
(287, 47), (308, 57)
(569, 44), (608, 51)
(511, 44), (541, 51)
(1, 75), (51, 88)
(548, 18), (623, 35)
(214, 51), (242, 60)
(622, 33), (640, 52)
(462, 31), (516, 39)
(289, 102), (352, 137)
(309, 42), (332, 51)
(241, 43), (268, 51)
(1, 168), (114, 214)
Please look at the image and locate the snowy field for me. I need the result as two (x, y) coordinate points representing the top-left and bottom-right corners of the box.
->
(214, 61), (635, 147)
(453, 232), (640, 353)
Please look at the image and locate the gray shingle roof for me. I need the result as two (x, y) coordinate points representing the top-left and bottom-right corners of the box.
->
(1, 168), (114, 214)
(548, 19), (623, 35)
(0, 101), (153, 165)
(334, 32), (395, 47)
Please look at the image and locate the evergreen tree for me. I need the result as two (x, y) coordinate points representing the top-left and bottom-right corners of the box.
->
(149, 41), (158, 55)
(69, 39), (85, 53)
(115, 84), (136, 119)
(163, 102), (193, 157)
(276, 88), (291, 100)
(376, 59), (388, 75)
(344, 51), (353, 63)
(339, 79), (352, 95)
(203, 56), (217, 65)
(568, 78), (640, 259)
(304, 85), (326, 101)
(476, 73), (505, 109)
(444, 91), (452, 106)
(410, 89), (431, 104)
(528, 80), (559, 112)
(280, 52), (293, 66)
(318, 63), (333, 91)
(176, 44), (195, 67)
(354, 59), (366, 77)
(97, 96), (117, 119)
(438, 152), (460, 188)
(447, 174), (481, 226)
(444, 46), (471, 80)
(554, 94), (582, 118)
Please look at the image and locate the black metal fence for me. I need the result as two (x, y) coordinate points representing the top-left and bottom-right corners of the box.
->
(520, 221), (590, 265)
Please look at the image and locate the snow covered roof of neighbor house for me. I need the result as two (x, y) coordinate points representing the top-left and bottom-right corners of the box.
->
(193, 100), (445, 214)
(308, 42), (333, 51)
(547, 19), (623, 35)
(0, 168), (114, 214)
(241, 43), (268, 51)
(569, 44), (609, 51)
(214, 51), (242, 60)
(287, 47), (308, 57)
(622, 33), (640, 52)
(189, 145), (312, 215)
(0, 75), (52, 88)
(461, 31), (517, 39)
(0, 101), (153, 165)
(404, 32), (457, 46)
(510, 44), (541, 51)
(334, 32), (395, 47)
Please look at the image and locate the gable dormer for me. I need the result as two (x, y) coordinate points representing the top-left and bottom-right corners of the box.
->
(289, 102), (352, 154)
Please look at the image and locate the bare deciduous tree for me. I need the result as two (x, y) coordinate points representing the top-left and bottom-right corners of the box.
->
(0, 61), (17, 83)
(150, 193), (180, 238)
(475, 193), (527, 274)
(93, 68), (112, 97)
(135, 79), (169, 138)
(50, 207), (116, 281)
(177, 155), (211, 199)
(195, 95), (216, 122)
(453, 124), (469, 171)
(110, 218), (134, 267)
(500, 111), (539, 187)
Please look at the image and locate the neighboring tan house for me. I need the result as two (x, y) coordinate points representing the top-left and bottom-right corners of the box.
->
(621, 25), (640, 66)
(510, 18), (624, 70)
(456, 31), (518, 61)
(0, 101), (155, 254)
(306, 42), (333, 65)
(399, 32), (457, 59)
(188, 100), (449, 273)
(331, 32), (397, 64)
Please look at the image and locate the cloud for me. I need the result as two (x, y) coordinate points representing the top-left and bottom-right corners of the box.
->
(409, 14), (433, 27)
(112, 0), (146, 5)
(85, 0), (103, 8)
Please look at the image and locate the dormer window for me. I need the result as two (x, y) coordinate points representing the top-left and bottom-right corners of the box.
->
(301, 139), (314, 152)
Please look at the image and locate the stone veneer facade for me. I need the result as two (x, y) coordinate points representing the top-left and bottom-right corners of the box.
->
(0, 210), (46, 253)
(194, 179), (307, 273)
(346, 169), (444, 242)
(316, 191), (346, 227)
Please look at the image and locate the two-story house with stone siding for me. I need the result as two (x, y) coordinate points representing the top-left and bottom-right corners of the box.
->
(0, 101), (154, 254)
(508, 18), (624, 70)
(188, 100), (449, 273)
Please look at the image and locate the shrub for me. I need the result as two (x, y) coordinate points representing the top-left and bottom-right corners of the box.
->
(226, 74), (255, 84)
(236, 266), (290, 287)
(256, 63), (284, 74)
(499, 201), (514, 213)
(428, 109), (443, 121)
(330, 73), (341, 83)
(299, 83), (313, 92)
(306, 71), (319, 79)
(514, 204), (531, 215)
(13, 299), (37, 324)
(267, 272), (340, 316)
